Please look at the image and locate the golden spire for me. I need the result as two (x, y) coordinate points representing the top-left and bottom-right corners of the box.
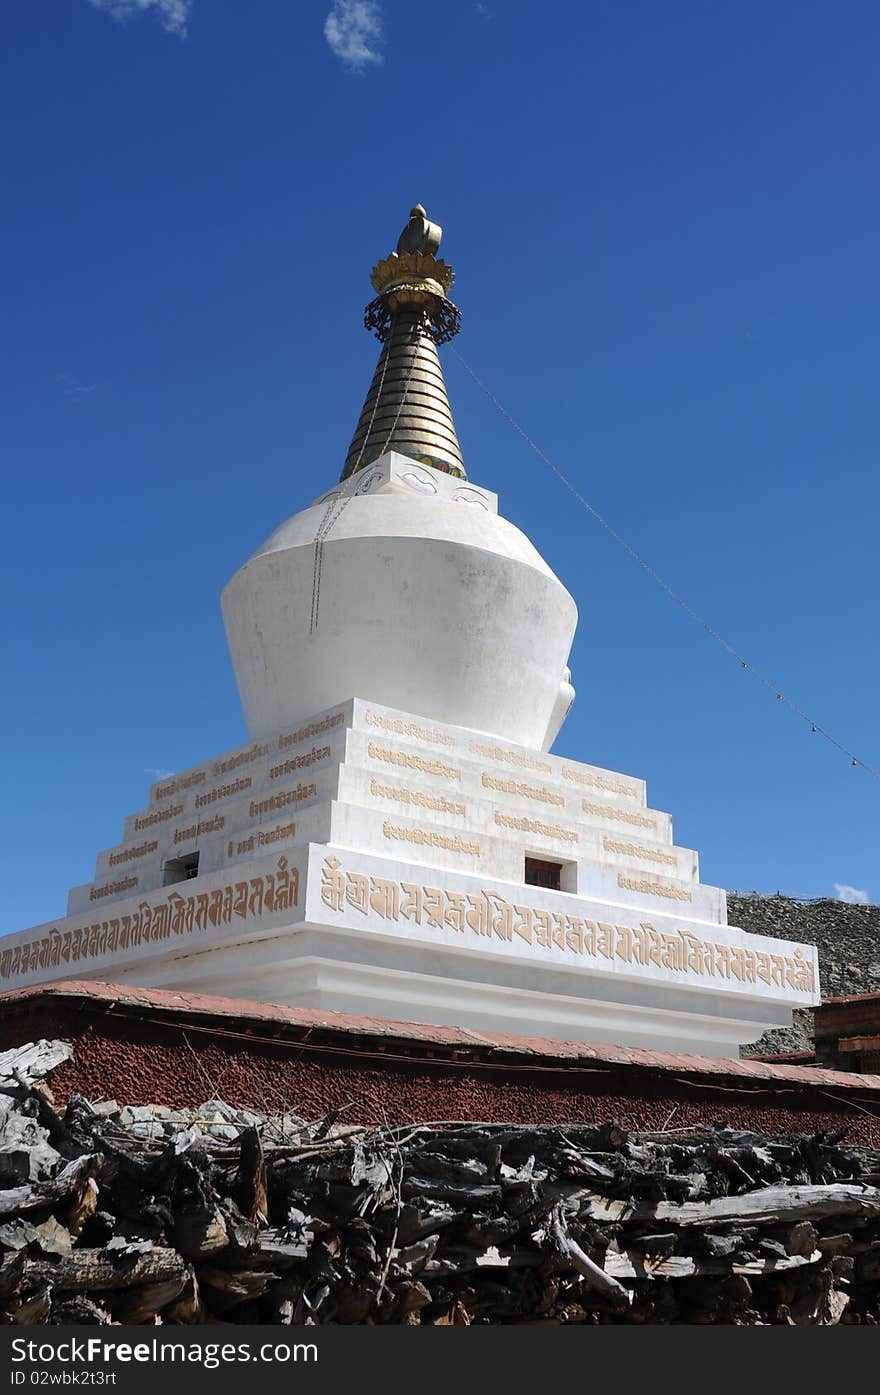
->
(340, 206), (466, 481)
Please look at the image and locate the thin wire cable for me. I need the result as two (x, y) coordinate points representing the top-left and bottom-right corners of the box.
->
(451, 346), (880, 784)
(351, 335), (394, 476)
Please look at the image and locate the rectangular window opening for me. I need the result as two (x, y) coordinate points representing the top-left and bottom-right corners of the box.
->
(163, 852), (200, 886)
(524, 856), (563, 891)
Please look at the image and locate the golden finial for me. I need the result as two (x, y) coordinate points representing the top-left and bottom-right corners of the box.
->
(366, 205), (459, 343)
(397, 204), (442, 257)
(341, 205), (466, 482)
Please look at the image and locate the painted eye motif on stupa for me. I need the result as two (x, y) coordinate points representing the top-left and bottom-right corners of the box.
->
(356, 471), (382, 494)
(401, 470), (438, 494)
(452, 488), (490, 510)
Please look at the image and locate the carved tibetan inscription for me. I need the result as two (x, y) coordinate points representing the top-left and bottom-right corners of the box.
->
(319, 856), (815, 996)
(0, 857), (299, 985)
(370, 777), (466, 818)
(365, 709), (456, 748)
(367, 742), (461, 781)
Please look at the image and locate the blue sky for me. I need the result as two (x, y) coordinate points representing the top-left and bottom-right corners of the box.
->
(2, 0), (877, 932)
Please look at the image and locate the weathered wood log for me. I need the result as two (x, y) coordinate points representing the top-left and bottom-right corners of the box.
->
(0, 1248), (27, 1299)
(817, 1233), (853, 1255)
(172, 1205), (229, 1259)
(461, 1214), (522, 1247)
(392, 1280), (432, 1317)
(0, 1041), (72, 1087)
(237, 1128), (268, 1229)
(163, 1269), (211, 1325)
(66, 1171), (99, 1241)
(385, 1202), (459, 1246)
(700, 1233), (739, 1259)
(0, 1153), (101, 1218)
(50, 1297), (112, 1324)
(0, 1219), (44, 1253)
(434, 1297), (472, 1325)
(548, 1207), (631, 1308)
(0, 1150), (35, 1187)
(576, 1185), (880, 1228)
(401, 1176), (502, 1206)
(31, 1217), (73, 1257)
(255, 1229), (309, 1265)
(420, 1247), (543, 1277)
(22, 1247), (187, 1294)
(766, 1221), (818, 1257)
(196, 1265), (280, 1312)
(11, 1286), (52, 1325)
(393, 1234), (439, 1274)
(263, 1273), (304, 1325)
(602, 1248), (823, 1280)
(113, 1275), (189, 1323)
(823, 1289), (850, 1325)
(627, 1232), (677, 1257)
(407, 1152), (488, 1184)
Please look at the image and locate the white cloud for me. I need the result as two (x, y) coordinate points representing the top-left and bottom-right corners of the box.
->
(87, 0), (193, 38)
(324, 0), (383, 72)
(833, 882), (870, 906)
(57, 373), (98, 402)
(145, 767), (175, 780)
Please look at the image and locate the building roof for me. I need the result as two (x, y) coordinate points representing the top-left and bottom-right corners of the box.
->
(4, 979), (880, 1095)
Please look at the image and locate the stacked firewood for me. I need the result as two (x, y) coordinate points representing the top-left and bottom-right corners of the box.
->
(2, 1041), (880, 1325)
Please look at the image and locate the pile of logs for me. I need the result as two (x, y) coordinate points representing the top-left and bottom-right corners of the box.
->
(2, 1040), (880, 1325)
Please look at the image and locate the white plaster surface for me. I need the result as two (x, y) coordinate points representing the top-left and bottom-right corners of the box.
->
(5, 700), (818, 1057)
(221, 454), (578, 750)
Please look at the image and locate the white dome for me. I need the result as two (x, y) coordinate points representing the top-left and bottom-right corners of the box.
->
(222, 454), (577, 750)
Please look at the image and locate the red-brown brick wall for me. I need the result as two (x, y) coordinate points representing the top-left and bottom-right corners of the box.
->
(4, 996), (880, 1145)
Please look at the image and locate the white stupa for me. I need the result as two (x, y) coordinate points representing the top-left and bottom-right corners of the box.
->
(2, 207), (819, 1056)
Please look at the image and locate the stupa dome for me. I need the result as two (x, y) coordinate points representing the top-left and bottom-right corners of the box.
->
(222, 209), (577, 751)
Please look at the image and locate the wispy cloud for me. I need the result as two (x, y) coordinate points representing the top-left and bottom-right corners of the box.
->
(87, 0), (193, 39)
(324, 0), (383, 72)
(58, 373), (98, 403)
(834, 882), (870, 906)
(145, 767), (175, 780)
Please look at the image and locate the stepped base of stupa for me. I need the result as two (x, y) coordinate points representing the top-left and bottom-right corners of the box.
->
(2, 699), (818, 1058)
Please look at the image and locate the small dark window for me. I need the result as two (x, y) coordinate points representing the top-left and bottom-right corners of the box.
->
(163, 852), (200, 886)
(524, 857), (562, 891)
